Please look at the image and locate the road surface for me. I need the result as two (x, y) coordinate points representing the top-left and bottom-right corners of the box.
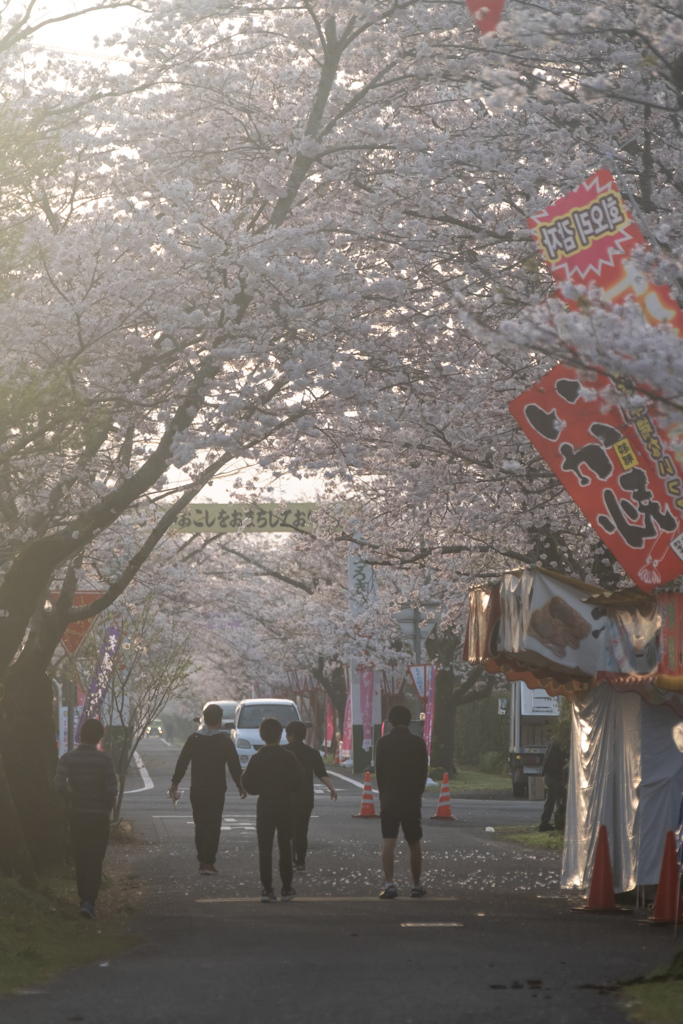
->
(3, 736), (679, 1024)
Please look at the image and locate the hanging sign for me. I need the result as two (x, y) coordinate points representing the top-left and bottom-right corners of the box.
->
(509, 364), (683, 590)
(348, 545), (377, 617)
(408, 664), (432, 702)
(528, 167), (683, 333)
(173, 502), (316, 534)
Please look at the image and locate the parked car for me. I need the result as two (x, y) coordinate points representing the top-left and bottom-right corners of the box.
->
(232, 698), (302, 767)
(194, 699), (239, 731)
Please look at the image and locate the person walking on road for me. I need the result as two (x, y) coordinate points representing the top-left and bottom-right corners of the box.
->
(539, 735), (567, 833)
(241, 718), (304, 903)
(169, 703), (246, 874)
(375, 704), (428, 900)
(54, 718), (118, 920)
(285, 720), (337, 872)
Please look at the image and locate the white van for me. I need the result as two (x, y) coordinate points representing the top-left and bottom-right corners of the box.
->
(232, 698), (301, 767)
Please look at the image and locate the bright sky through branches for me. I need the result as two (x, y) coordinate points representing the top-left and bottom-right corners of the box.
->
(31, 1), (140, 64)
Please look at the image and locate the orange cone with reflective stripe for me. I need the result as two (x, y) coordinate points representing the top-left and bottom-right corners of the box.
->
(430, 774), (455, 821)
(573, 824), (626, 914)
(647, 831), (683, 924)
(352, 772), (379, 818)
(586, 824), (617, 910)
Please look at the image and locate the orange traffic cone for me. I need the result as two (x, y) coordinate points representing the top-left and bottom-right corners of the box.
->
(645, 831), (683, 925)
(573, 824), (625, 914)
(430, 773), (455, 821)
(352, 772), (379, 818)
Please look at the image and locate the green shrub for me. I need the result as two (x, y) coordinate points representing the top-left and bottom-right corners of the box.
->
(479, 749), (507, 774)
(454, 693), (509, 768)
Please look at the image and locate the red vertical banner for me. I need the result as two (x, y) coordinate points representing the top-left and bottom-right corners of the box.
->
(359, 668), (375, 750)
(325, 698), (335, 749)
(528, 168), (683, 334)
(423, 666), (436, 762)
(509, 365), (683, 589)
(512, 169), (683, 588)
(341, 691), (352, 761)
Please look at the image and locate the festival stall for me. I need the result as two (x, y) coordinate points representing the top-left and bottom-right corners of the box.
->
(465, 568), (683, 891)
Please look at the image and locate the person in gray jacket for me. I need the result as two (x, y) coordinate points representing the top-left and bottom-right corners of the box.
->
(54, 718), (118, 919)
(170, 703), (246, 874)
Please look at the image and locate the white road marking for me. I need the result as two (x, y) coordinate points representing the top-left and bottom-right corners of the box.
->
(401, 922), (463, 928)
(327, 770), (378, 794)
(197, 896), (462, 903)
(124, 752), (154, 793)
(159, 738), (172, 747)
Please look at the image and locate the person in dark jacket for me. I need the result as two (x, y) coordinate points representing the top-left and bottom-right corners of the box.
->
(375, 704), (428, 900)
(169, 703), (246, 874)
(54, 718), (118, 919)
(241, 718), (304, 902)
(285, 720), (337, 871)
(539, 736), (567, 832)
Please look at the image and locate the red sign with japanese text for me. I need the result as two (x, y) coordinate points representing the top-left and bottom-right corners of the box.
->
(528, 168), (683, 334)
(509, 365), (683, 591)
(50, 591), (101, 655)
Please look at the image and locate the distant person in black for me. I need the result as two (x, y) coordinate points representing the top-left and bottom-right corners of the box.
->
(169, 703), (246, 874)
(539, 735), (567, 833)
(241, 718), (304, 902)
(54, 718), (118, 920)
(375, 704), (428, 900)
(285, 720), (337, 872)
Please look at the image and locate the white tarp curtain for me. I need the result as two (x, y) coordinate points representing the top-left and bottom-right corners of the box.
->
(563, 682), (683, 891)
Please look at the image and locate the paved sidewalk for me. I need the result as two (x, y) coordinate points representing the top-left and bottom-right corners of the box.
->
(3, 737), (678, 1024)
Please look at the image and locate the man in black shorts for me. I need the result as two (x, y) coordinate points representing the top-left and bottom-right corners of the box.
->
(285, 720), (337, 871)
(375, 704), (428, 899)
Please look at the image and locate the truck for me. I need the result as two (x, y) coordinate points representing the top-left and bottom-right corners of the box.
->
(508, 680), (561, 797)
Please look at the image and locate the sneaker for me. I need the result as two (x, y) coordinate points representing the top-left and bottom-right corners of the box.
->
(410, 886), (427, 898)
(199, 864), (218, 875)
(280, 888), (296, 901)
(79, 901), (96, 919)
(260, 889), (277, 903)
(379, 883), (398, 900)
(295, 863), (306, 872)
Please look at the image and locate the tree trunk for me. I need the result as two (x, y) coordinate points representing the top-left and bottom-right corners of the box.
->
(0, 661), (66, 865)
(312, 661), (347, 726)
(0, 601), (72, 868)
(0, 746), (38, 883)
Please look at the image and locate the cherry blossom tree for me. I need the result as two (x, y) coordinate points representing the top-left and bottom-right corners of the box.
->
(3, 0), (683, 875)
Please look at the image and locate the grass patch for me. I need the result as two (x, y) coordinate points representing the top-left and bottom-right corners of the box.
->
(494, 825), (564, 851)
(446, 768), (510, 793)
(0, 872), (140, 995)
(622, 981), (683, 1023)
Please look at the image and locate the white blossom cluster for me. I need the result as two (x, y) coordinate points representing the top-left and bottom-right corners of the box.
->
(1, 0), (682, 690)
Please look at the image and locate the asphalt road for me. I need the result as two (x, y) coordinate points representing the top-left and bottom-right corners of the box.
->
(4, 736), (681, 1024)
